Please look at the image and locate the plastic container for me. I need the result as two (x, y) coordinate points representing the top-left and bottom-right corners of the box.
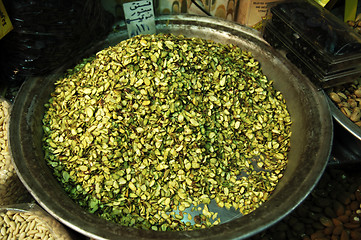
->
(263, 22), (361, 88)
(263, 0), (361, 88)
(0, 203), (74, 239)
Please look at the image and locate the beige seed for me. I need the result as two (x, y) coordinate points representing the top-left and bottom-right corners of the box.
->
(1, 227), (6, 236)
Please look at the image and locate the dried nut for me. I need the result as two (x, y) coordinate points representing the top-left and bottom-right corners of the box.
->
(350, 108), (361, 122)
(338, 215), (350, 223)
(350, 201), (359, 211)
(320, 216), (334, 228)
(333, 225), (344, 235)
(344, 222), (360, 229)
(42, 34), (292, 231)
(0, 99), (29, 206)
(250, 173), (361, 240)
(330, 92), (342, 103)
(332, 217), (343, 226)
(337, 92), (348, 101)
(324, 227), (334, 235)
(341, 108), (352, 118)
(350, 230), (361, 240)
(329, 78), (361, 128)
(340, 230), (349, 240)
(355, 89), (361, 98)
(0, 210), (54, 239)
(310, 230), (326, 239)
(348, 99), (358, 108)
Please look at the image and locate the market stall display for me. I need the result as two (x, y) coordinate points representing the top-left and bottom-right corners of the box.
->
(9, 15), (332, 239)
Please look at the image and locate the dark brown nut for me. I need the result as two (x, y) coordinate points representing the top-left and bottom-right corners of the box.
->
(313, 221), (325, 230)
(325, 207), (337, 219)
(315, 198), (332, 208)
(300, 217), (316, 224)
(309, 212), (322, 221)
(338, 194), (352, 206)
(341, 230), (350, 240)
(334, 201), (346, 216)
(346, 210), (353, 216)
(275, 222), (289, 232)
(305, 225), (316, 236)
(350, 192), (356, 201)
(311, 230), (326, 240)
(333, 218), (344, 226)
(311, 206), (323, 213)
(324, 226), (334, 235)
(350, 230), (361, 240)
(339, 215), (350, 223)
(320, 216), (334, 228)
(351, 201), (360, 211)
(292, 222), (305, 234)
(333, 225), (344, 235)
(297, 206), (310, 218)
(355, 189), (361, 202)
(344, 223), (361, 229)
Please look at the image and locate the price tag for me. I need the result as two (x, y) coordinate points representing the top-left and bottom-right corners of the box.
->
(0, 0), (13, 39)
(123, 0), (156, 38)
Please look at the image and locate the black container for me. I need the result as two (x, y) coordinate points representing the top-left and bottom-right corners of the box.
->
(263, 0), (361, 88)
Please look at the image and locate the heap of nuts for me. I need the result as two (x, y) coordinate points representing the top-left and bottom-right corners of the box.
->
(251, 168), (361, 240)
(0, 210), (56, 240)
(329, 78), (361, 126)
(0, 98), (29, 206)
(0, 203), (73, 240)
(42, 34), (292, 231)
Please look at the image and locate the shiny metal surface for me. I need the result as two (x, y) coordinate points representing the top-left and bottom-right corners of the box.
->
(9, 15), (333, 240)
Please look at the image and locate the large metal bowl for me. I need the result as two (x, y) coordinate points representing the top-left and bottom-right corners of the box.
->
(9, 15), (333, 239)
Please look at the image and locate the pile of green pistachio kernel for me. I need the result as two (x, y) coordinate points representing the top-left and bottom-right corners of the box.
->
(42, 33), (292, 231)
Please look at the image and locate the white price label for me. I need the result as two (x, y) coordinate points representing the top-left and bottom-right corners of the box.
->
(123, 0), (156, 38)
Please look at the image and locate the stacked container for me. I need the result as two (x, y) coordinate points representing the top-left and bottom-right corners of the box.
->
(263, 0), (361, 88)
